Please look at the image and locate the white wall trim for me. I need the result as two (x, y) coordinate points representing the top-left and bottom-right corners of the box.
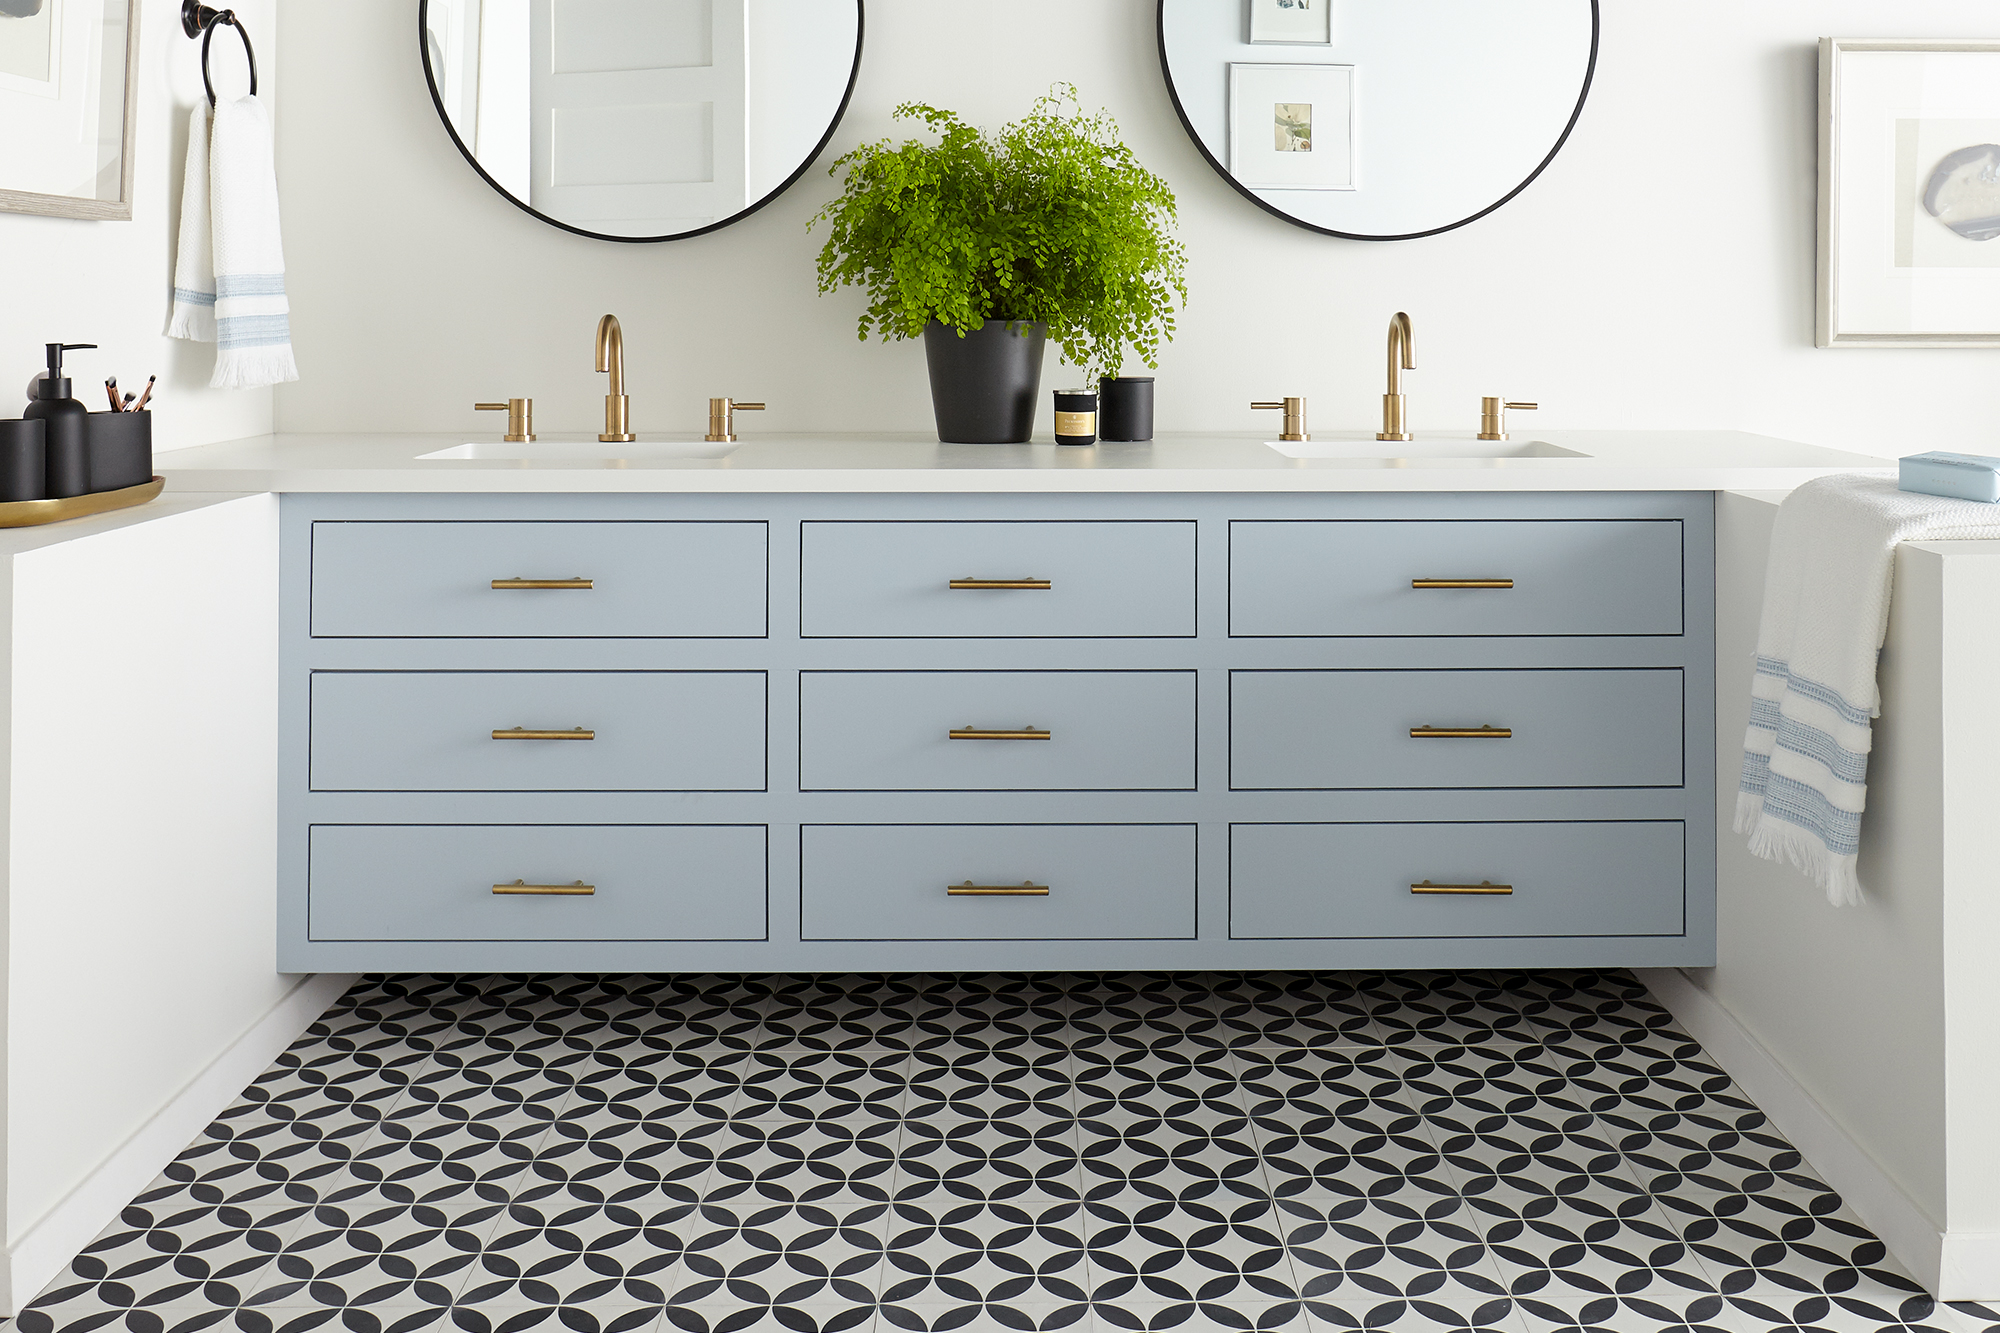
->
(1637, 967), (1965, 1296)
(2, 972), (356, 1313)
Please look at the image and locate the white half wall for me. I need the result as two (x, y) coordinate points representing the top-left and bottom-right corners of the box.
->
(0, 494), (345, 1313)
(274, 0), (2000, 451)
(1658, 492), (2000, 1301)
(2, 0), (278, 453)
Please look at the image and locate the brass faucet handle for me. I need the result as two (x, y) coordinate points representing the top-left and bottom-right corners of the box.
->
(475, 398), (535, 442)
(1478, 396), (1537, 442)
(1251, 396), (1309, 442)
(706, 397), (767, 443)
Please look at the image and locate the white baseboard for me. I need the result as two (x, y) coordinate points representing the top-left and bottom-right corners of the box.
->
(1635, 967), (1980, 1298)
(2, 972), (358, 1314)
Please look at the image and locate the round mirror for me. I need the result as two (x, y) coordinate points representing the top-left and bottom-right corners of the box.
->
(419, 0), (863, 243)
(1157, 0), (1596, 241)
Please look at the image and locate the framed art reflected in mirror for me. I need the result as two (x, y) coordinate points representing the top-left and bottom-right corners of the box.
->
(0, 0), (140, 220)
(419, 0), (864, 244)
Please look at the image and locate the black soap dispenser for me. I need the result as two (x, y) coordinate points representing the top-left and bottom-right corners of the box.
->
(24, 343), (95, 498)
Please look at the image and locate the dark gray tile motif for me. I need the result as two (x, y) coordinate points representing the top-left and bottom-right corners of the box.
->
(17, 970), (2000, 1333)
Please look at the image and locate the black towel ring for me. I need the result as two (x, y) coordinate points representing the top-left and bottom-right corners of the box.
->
(180, 0), (257, 107)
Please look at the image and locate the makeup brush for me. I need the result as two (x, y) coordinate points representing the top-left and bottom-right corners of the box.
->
(130, 375), (156, 412)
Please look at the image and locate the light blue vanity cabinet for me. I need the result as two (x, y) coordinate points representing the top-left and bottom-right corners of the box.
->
(277, 490), (1715, 973)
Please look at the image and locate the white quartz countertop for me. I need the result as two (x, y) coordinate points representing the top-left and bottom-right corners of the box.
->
(155, 429), (1895, 494)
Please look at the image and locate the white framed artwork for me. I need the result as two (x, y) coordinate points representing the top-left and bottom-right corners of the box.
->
(0, 0), (139, 220)
(1248, 0), (1330, 47)
(1819, 37), (2000, 346)
(1228, 62), (1354, 191)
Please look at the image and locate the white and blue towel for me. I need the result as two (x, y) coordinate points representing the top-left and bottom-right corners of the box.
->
(167, 96), (298, 388)
(1737, 473), (2000, 904)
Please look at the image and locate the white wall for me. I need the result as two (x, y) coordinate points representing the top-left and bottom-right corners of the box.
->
(0, 494), (351, 1315)
(1, 0), (277, 453)
(270, 0), (2000, 452)
(1672, 493), (2000, 1299)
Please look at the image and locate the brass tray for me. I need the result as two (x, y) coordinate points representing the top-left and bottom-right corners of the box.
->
(0, 477), (165, 529)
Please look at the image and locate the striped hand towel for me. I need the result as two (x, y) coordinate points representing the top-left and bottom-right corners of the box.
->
(1737, 473), (2000, 904)
(166, 104), (215, 342)
(166, 95), (298, 388)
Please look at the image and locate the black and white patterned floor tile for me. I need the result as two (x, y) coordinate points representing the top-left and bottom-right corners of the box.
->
(18, 970), (2000, 1333)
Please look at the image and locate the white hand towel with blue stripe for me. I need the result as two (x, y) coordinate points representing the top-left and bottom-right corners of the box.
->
(1737, 473), (2000, 904)
(166, 95), (298, 388)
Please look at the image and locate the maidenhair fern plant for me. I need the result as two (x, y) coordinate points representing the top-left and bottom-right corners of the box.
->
(810, 85), (1188, 383)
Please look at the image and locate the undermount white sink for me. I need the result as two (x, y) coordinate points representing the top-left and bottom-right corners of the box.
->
(1266, 437), (1590, 460)
(419, 437), (740, 462)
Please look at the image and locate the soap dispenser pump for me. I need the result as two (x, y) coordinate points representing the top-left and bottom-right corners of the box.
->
(24, 343), (96, 498)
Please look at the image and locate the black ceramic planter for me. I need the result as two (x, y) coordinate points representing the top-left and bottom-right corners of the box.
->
(923, 319), (1047, 443)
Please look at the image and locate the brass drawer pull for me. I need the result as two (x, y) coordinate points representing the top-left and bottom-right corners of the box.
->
(493, 880), (595, 896)
(492, 576), (593, 590)
(1412, 578), (1513, 590)
(950, 578), (1052, 590)
(492, 727), (595, 741)
(948, 726), (1051, 741)
(948, 881), (1050, 896)
(1411, 880), (1513, 895)
(1410, 725), (1512, 739)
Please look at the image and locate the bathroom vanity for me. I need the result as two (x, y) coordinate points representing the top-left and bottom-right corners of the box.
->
(156, 428), (1887, 975)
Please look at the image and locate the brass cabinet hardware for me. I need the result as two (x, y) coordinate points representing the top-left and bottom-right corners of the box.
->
(1378, 311), (1416, 441)
(492, 577), (594, 590)
(948, 726), (1051, 741)
(948, 881), (1050, 896)
(492, 727), (595, 741)
(473, 397), (535, 442)
(493, 879), (595, 896)
(596, 314), (634, 442)
(1411, 880), (1513, 895)
(1478, 396), (1538, 441)
(1251, 396), (1309, 442)
(706, 397), (766, 443)
(949, 578), (1053, 591)
(1410, 725), (1512, 739)
(1411, 578), (1513, 590)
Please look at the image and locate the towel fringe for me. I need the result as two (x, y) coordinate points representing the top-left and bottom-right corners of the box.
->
(1742, 814), (1863, 907)
(210, 344), (297, 390)
(166, 307), (215, 342)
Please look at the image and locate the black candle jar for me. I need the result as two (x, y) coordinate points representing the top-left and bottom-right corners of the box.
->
(1099, 376), (1155, 442)
(0, 418), (47, 502)
(1053, 388), (1098, 445)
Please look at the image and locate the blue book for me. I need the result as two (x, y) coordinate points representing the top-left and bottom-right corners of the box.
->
(1899, 451), (2000, 503)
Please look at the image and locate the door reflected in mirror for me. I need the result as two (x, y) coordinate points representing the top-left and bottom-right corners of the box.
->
(420, 0), (862, 242)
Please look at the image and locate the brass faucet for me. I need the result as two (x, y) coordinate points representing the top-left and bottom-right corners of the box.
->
(595, 314), (634, 442)
(1378, 311), (1415, 442)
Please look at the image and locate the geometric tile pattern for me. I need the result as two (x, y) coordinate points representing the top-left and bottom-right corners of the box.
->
(18, 969), (2000, 1333)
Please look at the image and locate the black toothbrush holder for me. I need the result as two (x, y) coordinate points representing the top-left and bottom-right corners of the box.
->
(85, 410), (152, 493)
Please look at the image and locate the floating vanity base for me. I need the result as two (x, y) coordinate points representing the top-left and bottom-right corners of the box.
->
(278, 489), (1716, 973)
(0, 476), (164, 528)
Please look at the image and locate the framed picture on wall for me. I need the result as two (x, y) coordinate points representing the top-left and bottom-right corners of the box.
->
(0, 0), (140, 220)
(1248, 0), (1331, 46)
(1229, 62), (1354, 191)
(1819, 37), (2000, 346)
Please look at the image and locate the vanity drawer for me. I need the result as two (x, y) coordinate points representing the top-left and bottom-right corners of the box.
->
(1230, 821), (1684, 939)
(307, 824), (768, 941)
(801, 824), (1196, 940)
(1230, 668), (1682, 790)
(799, 670), (1196, 791)
(1229, 519), (1682, 637)
(309, 671), (766, 792)
(310, 521), (767, 638)
(799, 521), (1195, 638)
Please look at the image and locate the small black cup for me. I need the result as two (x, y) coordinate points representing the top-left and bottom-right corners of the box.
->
(85, 409), (152, 494)
(0, 418), (47, 502)
(1099, 376), (1155, 442)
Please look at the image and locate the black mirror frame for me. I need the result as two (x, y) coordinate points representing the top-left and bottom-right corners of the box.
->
(417, 0), (865, 244)
(1155, 0), (1598, 242)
